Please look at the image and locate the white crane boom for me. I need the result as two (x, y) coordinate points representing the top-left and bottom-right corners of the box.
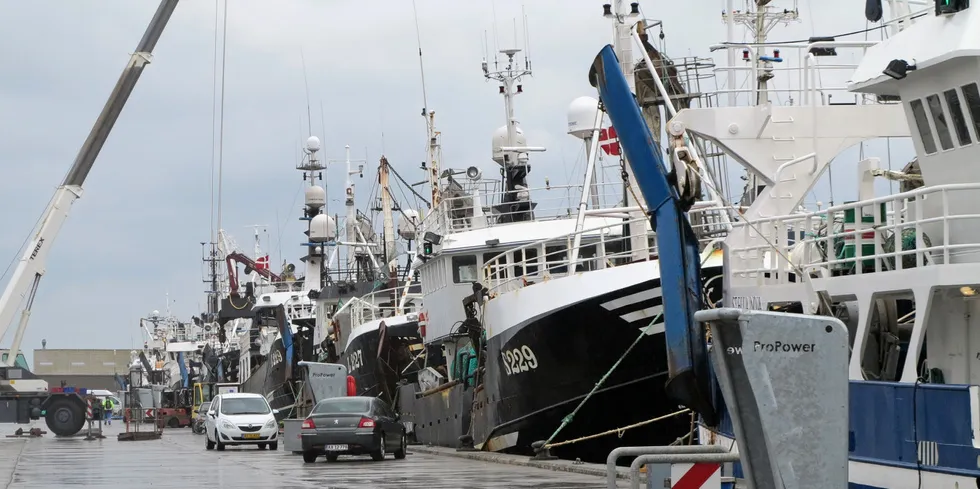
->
(0, 0), (180, 368)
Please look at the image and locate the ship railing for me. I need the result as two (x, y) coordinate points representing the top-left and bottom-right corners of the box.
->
(704, 39), (882, 108)
(420, 181), (625, 237)
(482, 205), (729, 295)
(348, 285), (423, 327)
(730, 183), (980, 286)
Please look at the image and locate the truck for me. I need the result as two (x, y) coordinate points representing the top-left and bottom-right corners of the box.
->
(0, 0), (179, 437)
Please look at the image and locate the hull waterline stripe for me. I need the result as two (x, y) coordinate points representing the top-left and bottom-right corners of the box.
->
(600, 287), (662, 311)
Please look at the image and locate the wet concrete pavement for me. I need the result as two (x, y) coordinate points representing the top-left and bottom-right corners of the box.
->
(0, 423), (617, 488)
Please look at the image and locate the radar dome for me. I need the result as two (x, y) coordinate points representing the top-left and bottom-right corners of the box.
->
(491, 125), (526, 165)
(309, 214), (337, 242)
(567, 96), (601, 139)
(397, 209), (420, 240)
(304, 185), (325, 208)
(306, 136), (321, 153)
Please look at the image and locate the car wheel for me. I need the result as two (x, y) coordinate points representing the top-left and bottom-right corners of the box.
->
(326, 454), (339, 462)
(371, 433), (386, 461)
(258, 443), (267, 450)
(302, 451), (318, 463)
(394, 432), (407, 460)
(269, 442), (278, 451)
(215, 430), (225, 451)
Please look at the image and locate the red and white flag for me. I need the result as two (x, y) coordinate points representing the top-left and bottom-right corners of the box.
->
(255, 255), (269, 271)
(598, 126), (621, 156)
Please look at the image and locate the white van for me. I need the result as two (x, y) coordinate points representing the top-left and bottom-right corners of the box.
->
(89, 389), (123, 416)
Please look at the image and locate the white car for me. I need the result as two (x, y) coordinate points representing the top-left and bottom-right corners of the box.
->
(204, 393), (280, 451)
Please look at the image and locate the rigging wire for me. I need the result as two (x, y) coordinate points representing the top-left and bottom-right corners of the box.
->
(216, 0), (229, 242)
(719, 11), (929, 46)
(209, 0), (220, 245)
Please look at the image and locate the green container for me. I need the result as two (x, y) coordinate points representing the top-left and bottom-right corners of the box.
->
(838, 202), (887, 270)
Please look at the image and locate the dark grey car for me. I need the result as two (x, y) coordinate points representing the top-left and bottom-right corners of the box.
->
(300, 396), (406, 463)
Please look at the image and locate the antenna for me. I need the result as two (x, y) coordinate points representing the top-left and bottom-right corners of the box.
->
(319, 100), (328, 213)
(491, 0), (501, 69)
(522, 3), (532, 70)
(411, 0), (429, 113)
(300, 49), (313, 137)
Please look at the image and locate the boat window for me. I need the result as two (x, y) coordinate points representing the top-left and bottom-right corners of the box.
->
(545, 245), (568, 274)
(483, 252), (508, 279)
(909, 99), (937, 154)
(926, 94), (954, 150)
(944, 88), (972, 146)
(575, 245), (599, 272)
(452, 255), (478, 284)
(513, 248), (538, 276)
(960, 83), (980, 143)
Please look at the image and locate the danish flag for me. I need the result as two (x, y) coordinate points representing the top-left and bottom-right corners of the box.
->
(255, 255), (270, 271)
(598, 126), (621, 156)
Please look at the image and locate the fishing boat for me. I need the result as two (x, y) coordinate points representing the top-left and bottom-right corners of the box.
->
(678, 1), (980, 487)
(393, 2), (734, 463)
(323, 155), (426, 406)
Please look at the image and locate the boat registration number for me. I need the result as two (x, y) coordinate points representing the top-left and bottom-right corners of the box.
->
(243, 433), (261, 439)
(325, 444), (348, 451)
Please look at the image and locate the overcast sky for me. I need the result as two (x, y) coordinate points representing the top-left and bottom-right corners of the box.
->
(0, 0), (912, 365)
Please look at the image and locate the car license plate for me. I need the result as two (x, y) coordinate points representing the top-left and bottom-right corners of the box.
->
(325, 444), (348, 451)
(243, 433), (261, 439)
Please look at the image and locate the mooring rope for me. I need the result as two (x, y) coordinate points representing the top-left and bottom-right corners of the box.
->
(539, 311), (663, 448)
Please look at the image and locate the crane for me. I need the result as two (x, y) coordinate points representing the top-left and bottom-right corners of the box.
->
(591, 43), (849, 488)
(588, 44), (717, 424)
(0, 0), (179, 436)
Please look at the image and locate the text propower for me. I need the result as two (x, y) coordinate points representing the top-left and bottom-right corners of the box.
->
(726, 341), (817, 355)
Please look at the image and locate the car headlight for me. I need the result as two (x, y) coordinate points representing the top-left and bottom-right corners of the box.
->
(264, 419), (276, 429)
(221, 420), (236, 430)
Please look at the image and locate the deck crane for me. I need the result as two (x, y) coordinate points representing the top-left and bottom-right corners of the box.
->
(591, 44), (848, 488)
(0, 0), (179, 436)
(588, 44), (717, 425)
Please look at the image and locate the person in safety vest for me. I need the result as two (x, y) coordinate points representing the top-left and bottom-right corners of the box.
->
(103, 397), (113, 425)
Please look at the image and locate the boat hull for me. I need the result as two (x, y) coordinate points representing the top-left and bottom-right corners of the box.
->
(341, 319), (422, 406)
(702, 380), (980, 488)
(400, 261), (725, 463)
(240, 338), (295, 420)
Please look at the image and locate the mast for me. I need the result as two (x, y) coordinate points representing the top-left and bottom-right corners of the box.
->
(328, 145), (365, 280)
(425, 111), (441, 211)
(484, 48), (545, 224)
(723, 1), (799, 206)
(379, 156), (396, 274)
(299, 136), (325, 293)
(608, 1), (648, 262)
(201, 241), (221, 322)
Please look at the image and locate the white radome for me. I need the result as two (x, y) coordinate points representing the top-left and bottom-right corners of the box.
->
(491, 125), (527, 165)
(304, 185), (326, 208)
(309, 214), (337, 242)
(398, 209), (420, 240)
(567, 96), (601, 139)
(306, 136), (321, 153)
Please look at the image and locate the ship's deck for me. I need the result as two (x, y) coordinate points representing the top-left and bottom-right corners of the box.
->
(0, 423), (619, 488)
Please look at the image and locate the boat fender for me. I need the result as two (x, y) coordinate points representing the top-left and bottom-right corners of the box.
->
(865, 0), (883, 22)
(346, 375), (356, 396)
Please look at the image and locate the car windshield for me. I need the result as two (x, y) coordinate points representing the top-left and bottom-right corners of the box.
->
(199, 402), (211, 412)
(219, 397), (271, 415)
(313, 398), (372, 414)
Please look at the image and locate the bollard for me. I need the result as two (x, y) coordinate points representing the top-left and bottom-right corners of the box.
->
(531, 440), (558, 460)
(606, 445), (727, 489)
